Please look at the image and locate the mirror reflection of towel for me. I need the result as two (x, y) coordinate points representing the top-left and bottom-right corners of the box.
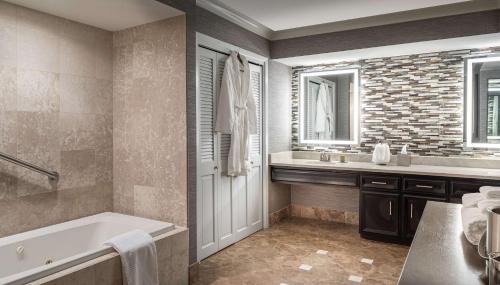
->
(315, 83), (334, 140)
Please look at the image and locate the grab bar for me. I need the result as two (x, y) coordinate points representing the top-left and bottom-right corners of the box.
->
(0, 151), (59, 181)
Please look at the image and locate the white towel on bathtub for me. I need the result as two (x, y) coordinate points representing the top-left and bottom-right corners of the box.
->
(461, 207), (486, 245)
(105, 230), (159, 285)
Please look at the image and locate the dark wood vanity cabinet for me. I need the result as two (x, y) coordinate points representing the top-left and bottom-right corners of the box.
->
(402, 195), (446, 240)
(360, 174), (449, 244)
(360, 191), (400, 240)
(271, 166), (499, 244)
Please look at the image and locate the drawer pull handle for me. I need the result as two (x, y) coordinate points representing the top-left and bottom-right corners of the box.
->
(389, 201), (392, 216)
(416, 185), (433, 189)
(410, 203), (413, 219)
(372, 181), (387, 185)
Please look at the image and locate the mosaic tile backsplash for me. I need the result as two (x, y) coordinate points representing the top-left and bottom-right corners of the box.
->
(291, 47), (500, 156)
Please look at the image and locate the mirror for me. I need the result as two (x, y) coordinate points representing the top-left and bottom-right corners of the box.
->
(299, 69), (359, 145)
(466, 56), (500, 148)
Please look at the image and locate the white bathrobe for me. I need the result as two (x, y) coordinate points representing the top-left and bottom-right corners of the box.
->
(315, 83), (334, 140)
(215, 51), (257, 176)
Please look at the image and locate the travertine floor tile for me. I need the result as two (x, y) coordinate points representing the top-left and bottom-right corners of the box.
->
(193, 218), (409, 285)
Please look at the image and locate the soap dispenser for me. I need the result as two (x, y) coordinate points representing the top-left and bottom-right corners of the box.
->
(397, 144), (411, 167)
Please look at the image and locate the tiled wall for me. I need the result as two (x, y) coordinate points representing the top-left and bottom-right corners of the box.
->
(0, 2), (113, 237)
(291, 47), (500, 156)
(113, 16), (187, 226)
(291, 184), (359, 225)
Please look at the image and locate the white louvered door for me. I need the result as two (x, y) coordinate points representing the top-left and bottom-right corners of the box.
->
(197, 46), (264, 260)
(245, 63), (263, 237)
(197, 48), (219, 259)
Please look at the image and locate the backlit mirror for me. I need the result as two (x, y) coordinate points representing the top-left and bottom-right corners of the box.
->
(299, 69), (359, 145)
(466, 56), (500, 148)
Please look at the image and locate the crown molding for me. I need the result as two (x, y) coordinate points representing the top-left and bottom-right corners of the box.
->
(196, 0), (273, 39)
(197, 0), (500, 40)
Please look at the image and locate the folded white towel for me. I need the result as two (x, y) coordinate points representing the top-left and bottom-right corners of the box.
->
(480, 186), (500, 199)
(105, 230), (159, 285)
(461, 207), (486, 245)
(478, 199), (500, 215)
(462, 193), (483, 208)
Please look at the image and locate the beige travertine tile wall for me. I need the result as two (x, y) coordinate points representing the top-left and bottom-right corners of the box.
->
(0, 2), (113, 237)
(112, 16), (187, 226)
(291, 184), (360, 225)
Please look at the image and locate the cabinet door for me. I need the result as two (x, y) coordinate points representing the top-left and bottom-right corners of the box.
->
(360, 191), (399, 237)
(403, 196), (445, 239)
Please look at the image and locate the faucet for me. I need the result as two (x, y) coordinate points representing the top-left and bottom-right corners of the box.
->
(320, 151), (331, 162)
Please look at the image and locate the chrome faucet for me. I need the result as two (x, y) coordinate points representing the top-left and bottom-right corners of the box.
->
(320, 151), (331, 162)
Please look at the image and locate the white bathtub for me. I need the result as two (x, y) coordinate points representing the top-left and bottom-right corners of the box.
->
(0, 212), (174, 285)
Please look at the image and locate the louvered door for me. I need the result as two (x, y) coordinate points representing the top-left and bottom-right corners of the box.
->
(197, 48), (219, 259)
(215, 52), (236, 249)
(246, 63), (263, 236)
(197, 46), (264, 260)
(219, 63), (264, 247)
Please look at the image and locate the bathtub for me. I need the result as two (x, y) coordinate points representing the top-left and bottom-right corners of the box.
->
(0, 212), (175, 285)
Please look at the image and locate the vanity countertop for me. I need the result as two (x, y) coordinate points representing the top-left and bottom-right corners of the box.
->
(397, 202), (485, 285)
(270, 156), (500, 181)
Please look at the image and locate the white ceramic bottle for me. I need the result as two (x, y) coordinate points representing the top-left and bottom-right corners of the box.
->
(372, 142), (391, 165)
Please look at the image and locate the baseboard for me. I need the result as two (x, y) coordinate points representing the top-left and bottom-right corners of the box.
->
(189, 262), (200, 283)
(269, 205), (290, 226)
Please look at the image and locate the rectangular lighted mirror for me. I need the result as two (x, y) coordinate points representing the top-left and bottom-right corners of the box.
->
(466, 56), (500, 148)
(299, 69), (359, 145)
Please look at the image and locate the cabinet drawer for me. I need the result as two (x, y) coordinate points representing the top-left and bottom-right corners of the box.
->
(271, 167), (359, 186)
(450, 180), (500, 203)
(361, 175), (400, 191)
(403, 177), (446, 196)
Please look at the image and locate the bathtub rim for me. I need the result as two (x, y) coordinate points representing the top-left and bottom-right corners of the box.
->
(0, 212), (175, 285)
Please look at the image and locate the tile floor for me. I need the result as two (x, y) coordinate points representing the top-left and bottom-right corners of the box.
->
(192, 218), (409, 285)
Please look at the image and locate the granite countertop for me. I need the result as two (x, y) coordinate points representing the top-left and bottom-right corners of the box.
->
(270, 157), (500, 181)
(398, 202), (486, 285)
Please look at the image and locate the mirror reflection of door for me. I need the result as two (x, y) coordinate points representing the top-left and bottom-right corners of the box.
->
(306, 77), (336, 140)
(302, 72), (354, 142)
(488, 79), (500, 141)
(470, 60), (500, 144)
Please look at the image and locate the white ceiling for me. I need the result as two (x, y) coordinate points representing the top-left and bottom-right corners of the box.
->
(5, 0), (183, 31)
(216, 0), (472, 31)
(276, 33), (500, 67)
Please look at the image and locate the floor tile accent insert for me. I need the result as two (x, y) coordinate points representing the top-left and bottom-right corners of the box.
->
(348, 275), (363, 283)
(299, 264), (313, 271)
(361, 258), (374, 265)
(316, 249), (328, 255)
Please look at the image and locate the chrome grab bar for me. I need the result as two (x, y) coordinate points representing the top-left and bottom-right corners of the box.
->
(0, 151), (59, 181)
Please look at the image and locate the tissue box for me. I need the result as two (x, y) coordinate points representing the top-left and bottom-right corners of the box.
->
(397, 154), (411, 167)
